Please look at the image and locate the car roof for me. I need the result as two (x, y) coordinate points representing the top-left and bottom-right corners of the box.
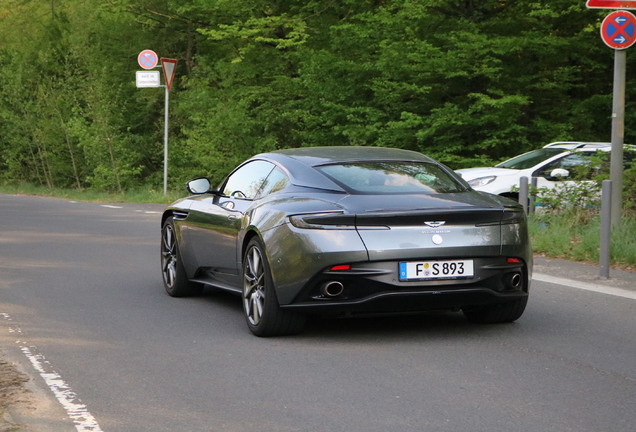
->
(264, 146), (436, 165)
(543, 141), (636, 151)
(251, 146), (440, 192)
(543, 141), (612, 151)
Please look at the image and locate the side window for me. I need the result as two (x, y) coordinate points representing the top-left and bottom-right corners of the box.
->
(222, 160), (275, 200)
(256, 167), (291, 198)
(534, 152), (595, 180)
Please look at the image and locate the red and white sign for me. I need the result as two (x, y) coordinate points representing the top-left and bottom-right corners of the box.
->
(161, 58), (177, 92)
(587, 0), (636, 9)
(138, 50), (158, 69)
(601, 10), (636, 49)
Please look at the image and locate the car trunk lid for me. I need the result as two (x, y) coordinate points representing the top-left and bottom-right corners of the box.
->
(339, 193), (507, 261)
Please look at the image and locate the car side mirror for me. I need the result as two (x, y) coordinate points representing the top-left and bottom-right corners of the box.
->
(186, 178), (211, 194)
(549, 168), (570, 179)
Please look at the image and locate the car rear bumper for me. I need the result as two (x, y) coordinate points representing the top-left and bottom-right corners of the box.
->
(281, 287), (529, 314)
(280, 255), (530, 314)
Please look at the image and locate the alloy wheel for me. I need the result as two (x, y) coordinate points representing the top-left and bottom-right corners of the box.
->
(161, 223), (177, 288)
(243, 245), (265, 326)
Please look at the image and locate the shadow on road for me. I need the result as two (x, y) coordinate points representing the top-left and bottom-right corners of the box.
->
(194, 287), (522, 342)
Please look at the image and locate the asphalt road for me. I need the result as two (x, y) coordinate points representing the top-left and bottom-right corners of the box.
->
(0, 194), (635, 432)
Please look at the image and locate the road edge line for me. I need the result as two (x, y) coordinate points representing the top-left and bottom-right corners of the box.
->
(533, 273), (636, 300)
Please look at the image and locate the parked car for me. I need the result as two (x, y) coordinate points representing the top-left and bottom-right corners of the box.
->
(455, 142), (635, 199)
(161, 146), (532, 336)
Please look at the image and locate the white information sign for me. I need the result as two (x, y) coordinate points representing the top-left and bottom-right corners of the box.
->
(136, 71), (161, 88)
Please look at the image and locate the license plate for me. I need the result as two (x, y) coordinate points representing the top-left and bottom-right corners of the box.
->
(399, 260), (474, 281)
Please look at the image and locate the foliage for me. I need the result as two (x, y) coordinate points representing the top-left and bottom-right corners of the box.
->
(623, 162), (636, 211)
(534, 181), (602, 213)
(1, 0), (635, 191)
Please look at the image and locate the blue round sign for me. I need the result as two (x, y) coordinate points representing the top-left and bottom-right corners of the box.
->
(601, 10), (636, 49)
(138, 50), (158, 69)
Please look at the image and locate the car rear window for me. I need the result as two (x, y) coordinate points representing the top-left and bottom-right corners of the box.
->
(496, 148), (565, 170)
(316, 162), (465, 194)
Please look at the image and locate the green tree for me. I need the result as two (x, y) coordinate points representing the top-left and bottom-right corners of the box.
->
(1, 0), (633, 190)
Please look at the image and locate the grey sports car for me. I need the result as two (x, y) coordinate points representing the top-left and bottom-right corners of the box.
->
(161, 146), (532, 336)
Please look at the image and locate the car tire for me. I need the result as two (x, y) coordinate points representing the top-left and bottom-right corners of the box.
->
(462, 297), (528, 324)
(242, 238), (306, 337)
(161, 217), (203, 297)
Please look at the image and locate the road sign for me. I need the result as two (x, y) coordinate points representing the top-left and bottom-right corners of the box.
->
(161, 58), (177, 92)
(601, 10), (636, 49)
(138, 50), (158, 69)
(587, 0), (636, 9)
(136, 71), (161, 88)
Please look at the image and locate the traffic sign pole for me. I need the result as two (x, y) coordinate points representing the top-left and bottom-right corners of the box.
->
(610, 49), (626, 225)
(137, 50), (175, 196)
(164, 85), (169, 196)
(160, 59), (177, 196)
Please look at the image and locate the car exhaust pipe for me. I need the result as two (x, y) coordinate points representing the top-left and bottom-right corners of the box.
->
(503, 273), (522, 289)
(321, 281), (344, 297)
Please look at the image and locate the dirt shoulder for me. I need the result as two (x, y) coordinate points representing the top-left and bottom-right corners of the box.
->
(0, 356), (30, 431)
(0, 346), (75, 432)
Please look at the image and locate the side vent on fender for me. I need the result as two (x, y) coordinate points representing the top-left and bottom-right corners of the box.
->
(172, 211), (189, 221)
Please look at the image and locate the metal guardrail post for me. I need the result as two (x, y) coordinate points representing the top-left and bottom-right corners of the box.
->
(519, 176), (529, 215)
(599, 180), (612, 280)
(529, 177), (537, 214)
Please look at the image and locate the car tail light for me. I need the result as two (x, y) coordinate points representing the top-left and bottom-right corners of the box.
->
(288, 212), (356, 230)
(329, 264), (351, 271)
(475, 207), (525, 226)
(501, 208), (526, 224)
(506, 258), (522, 264)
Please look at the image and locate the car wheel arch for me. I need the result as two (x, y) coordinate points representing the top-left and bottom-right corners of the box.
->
(161, 209), (189, 226)
(161, 211), (173, 228)
(241, 229), (263, 267)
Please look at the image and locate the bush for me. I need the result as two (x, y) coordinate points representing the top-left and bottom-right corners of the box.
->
(529, 209), (636, 268)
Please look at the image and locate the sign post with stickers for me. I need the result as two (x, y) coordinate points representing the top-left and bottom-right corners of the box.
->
(586, 3), (636, 278)
(586, 4), (636, 227)
(160, 58), (177, 197)
(136, 51), (177, 196)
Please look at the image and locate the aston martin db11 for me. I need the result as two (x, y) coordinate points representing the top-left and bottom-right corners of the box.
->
(161, 147), (532, 336)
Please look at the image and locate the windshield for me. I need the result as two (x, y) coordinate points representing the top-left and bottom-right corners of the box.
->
(317, 162), (466, 194)
(496, 148), (565, 170)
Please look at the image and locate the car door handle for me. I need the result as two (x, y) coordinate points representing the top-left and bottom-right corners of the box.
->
(227, 214), (238, 221)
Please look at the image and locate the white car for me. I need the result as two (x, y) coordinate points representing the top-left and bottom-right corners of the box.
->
(456, 142), (631, 199)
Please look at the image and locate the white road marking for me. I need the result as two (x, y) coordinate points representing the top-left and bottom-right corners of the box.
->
(99, 204), (160, 214)
(0, 313), (104, 432)
(533, 273), (636, 300)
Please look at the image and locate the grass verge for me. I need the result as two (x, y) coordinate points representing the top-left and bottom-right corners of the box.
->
(0, 182), (185, 204)
(529, 209), (636, 270)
